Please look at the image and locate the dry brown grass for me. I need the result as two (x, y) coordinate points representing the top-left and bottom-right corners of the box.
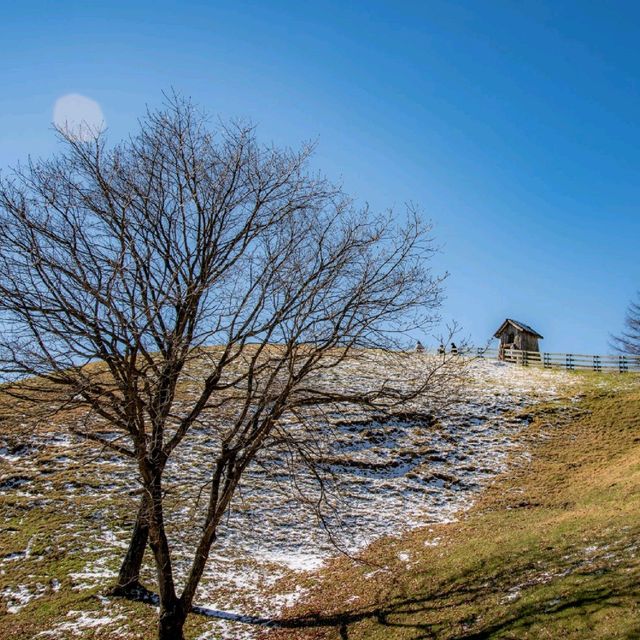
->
(266, 375), (640, 640)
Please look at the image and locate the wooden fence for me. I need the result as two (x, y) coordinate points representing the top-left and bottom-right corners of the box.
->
(475, 347), (640, 372)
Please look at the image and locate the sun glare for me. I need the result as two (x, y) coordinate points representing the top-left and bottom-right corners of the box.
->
(52, 93), (105, 141)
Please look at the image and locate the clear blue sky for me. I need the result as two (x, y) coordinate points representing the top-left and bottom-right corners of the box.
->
(1, 1), (638, 353)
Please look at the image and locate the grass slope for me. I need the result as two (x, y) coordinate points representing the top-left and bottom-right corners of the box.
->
(268, 375), (640, 640)
(0, 397), (213, 639)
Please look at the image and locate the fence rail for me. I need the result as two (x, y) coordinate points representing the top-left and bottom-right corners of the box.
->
(476, 347), (640, 372)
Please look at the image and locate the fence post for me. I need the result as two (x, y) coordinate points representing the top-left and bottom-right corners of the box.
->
(619, 355), (627, 373)
(593, 355), (600, 372)
(565, 353), (573, 371)
(523, 350), (528, 367)
(477, 347), (484, 358)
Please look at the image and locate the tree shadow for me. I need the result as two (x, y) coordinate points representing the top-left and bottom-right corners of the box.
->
(261, 552), (640, 639)
(112, 540), (640, 639)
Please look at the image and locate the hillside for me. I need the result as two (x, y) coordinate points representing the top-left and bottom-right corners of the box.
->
(0, 360), (637, 639)
(267, 375), (640, 640)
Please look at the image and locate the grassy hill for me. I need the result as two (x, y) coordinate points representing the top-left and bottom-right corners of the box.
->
(267, 375), (640, 640)
(0, 368), (638, 639)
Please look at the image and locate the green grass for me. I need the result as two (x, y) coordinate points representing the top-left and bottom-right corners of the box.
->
(269, 374), (640, 639)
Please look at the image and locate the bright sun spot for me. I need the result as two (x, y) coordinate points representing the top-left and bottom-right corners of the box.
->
(53, 93), (105, 141)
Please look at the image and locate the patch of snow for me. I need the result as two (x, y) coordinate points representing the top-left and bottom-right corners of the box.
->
(502, 588), (521, 603)
(424, 537), (441, 547)
(35, 610), (128, 637)
(256, 551), (324, 572)
(2, 584), (39, 613)
(271, 584), (309, 610)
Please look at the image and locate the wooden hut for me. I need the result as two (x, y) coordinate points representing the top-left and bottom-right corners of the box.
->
(494, 319), (543, 357)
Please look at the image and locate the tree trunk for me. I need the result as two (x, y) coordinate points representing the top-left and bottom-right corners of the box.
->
(145, 470), (183, 640)
(158, 601), (187, 640)
(110, 492), (150, 597)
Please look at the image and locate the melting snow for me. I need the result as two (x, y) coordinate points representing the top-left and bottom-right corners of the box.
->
(0, 357), (577, 639)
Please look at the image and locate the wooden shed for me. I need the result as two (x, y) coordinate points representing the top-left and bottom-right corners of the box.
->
(494, 319), (543, 356)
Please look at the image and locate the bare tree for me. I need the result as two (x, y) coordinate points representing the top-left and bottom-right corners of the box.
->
(612, 292), (640, 355)
(0, 95), (448, 640)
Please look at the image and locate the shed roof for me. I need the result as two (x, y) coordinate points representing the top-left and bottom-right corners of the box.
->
(493, 318), (544, 339)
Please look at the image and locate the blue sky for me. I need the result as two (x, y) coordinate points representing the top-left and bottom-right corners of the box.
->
(1, 1), (638, 353)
